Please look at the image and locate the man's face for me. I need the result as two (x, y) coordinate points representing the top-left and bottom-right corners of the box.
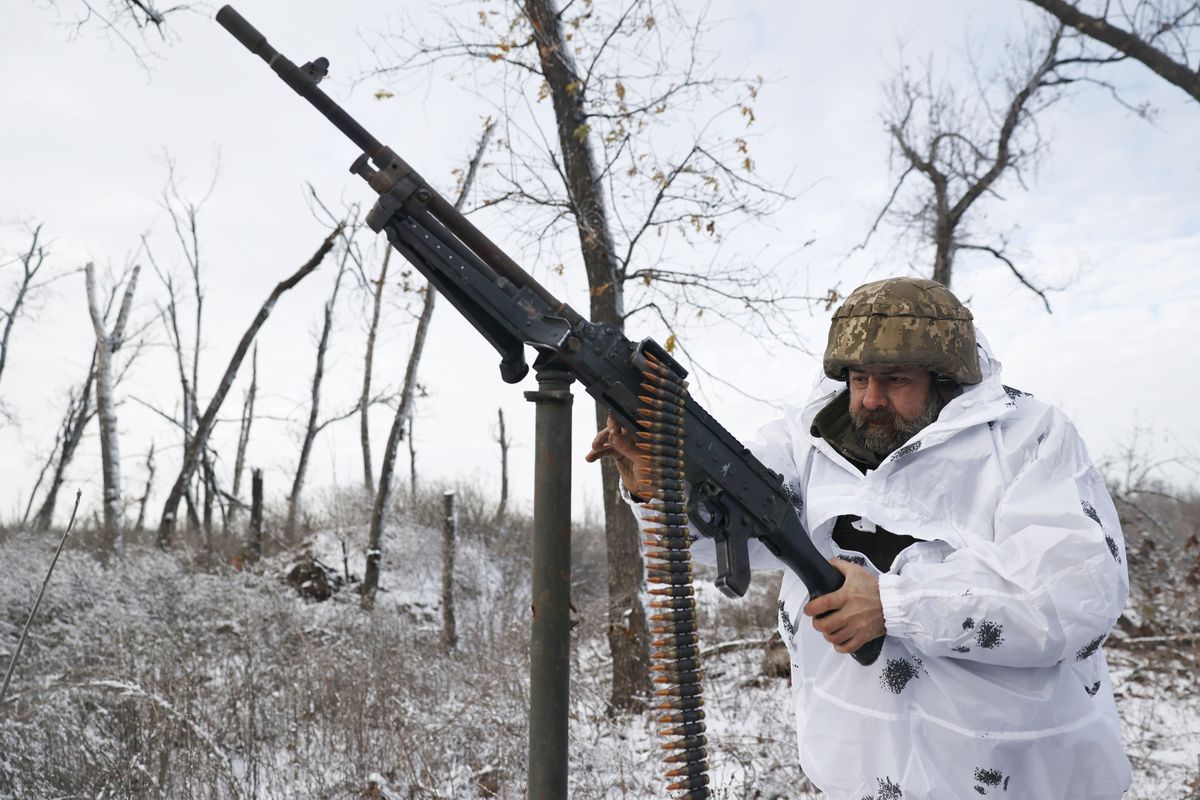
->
(848, 365), (938, 457)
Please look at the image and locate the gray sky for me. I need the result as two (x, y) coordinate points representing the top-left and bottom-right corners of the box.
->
(3, 0), (1198, 529)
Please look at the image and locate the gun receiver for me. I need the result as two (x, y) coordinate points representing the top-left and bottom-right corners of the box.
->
(214, 5), (881, 667)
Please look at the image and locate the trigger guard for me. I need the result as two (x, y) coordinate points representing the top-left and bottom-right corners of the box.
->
(686, 484), (725, 538)
(687, 486), (751, 597)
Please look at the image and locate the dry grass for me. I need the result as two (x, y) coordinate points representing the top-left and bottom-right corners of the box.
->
(1, 481), (1197, 799)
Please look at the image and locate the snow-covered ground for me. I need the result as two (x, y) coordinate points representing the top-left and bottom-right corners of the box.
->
(1, 519), (1196, 799)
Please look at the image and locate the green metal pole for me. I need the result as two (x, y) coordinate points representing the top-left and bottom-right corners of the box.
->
(524, 365), (574, 799)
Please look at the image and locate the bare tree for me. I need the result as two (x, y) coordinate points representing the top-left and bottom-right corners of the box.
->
(157, 225), (342, 547)
(360, 123), (493, 610)
(372, 0), (805, 708)
(493, 407), (511, 525)
(29, 265), (146, 531)
(1022, 0), (1200, 103)
(84, 263), (139, 556)
(0, 225), (48, 394)
(145, 165), (218, 536)
(38, 0), (190, 66)
(866, 25), (1083, 308)
(33, 378), (96, 531)
(154, 272), (200, 529)
(408, 416), (417, 503)
(360, 284), (437, 610)
(134, 442), (155, 532)
(360, 247), (391, 497)
(228, 344), (257, 530)
(521, 0), (655, 708)
(21, 439), (59, 529)
(286, 239), (351, 536)
(49, 0), (183, 33)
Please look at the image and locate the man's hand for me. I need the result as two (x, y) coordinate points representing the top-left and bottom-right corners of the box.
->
(803, 558), (886, 654)
(584, 413), (643, 494)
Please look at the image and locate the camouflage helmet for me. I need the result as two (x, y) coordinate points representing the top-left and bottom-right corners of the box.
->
(823, 277), (981, 385)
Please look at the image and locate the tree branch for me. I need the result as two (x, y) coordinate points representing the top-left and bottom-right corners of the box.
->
(1023, 0), (1200, 102)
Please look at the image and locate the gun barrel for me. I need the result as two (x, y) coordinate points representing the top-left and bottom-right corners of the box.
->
(215, 5), (385, 159)
(215, 5), (581, 328)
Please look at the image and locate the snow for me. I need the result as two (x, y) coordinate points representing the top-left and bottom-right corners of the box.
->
(1, 518), (1196, 799)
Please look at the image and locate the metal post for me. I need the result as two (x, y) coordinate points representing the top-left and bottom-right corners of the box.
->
(524, 364), (574, 799)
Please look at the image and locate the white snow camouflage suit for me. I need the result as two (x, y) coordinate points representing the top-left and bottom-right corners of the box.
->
(629, 333), (1130, 799)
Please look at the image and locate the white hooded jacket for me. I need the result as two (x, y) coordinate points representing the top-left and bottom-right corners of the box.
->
(630, 333), (1131, 800)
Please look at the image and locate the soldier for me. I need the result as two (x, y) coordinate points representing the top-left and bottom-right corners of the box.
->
(587, 276), (1130, 800)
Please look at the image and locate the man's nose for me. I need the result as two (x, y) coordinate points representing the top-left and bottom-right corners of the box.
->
(862, 377), (888, 410)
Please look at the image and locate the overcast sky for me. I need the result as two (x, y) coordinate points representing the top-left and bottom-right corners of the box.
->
(3, 0), (1198, 531)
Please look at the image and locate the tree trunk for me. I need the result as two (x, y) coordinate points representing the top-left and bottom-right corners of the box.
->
(287, 253), (348, 536)
(932, 217), (954, 287)
(360, 248), (391, 497)
(157, 226), (340, 547)
(201, 454), (217, 559)
(360, 124), (493, 609)
(494, 407), (509, 525)
(360, 285), (436, 609)
(160, 277), (196, 531)
(183, 488), (202, 534)
(442, 491), (458, 652)
(134, 442), (155, 533)
(524, 0), (650, 710)
(34, 354), (98, 531)
(22, 433), (60, 530)
(37, 273), (138, 532)
(408, 416), (417, 503)
(202, 453), (215, 542)
(229, 345), (257, 530)
(84, 264), (139, 559)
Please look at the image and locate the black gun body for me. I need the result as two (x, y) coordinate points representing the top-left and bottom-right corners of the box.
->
(214, 4), (881, 667)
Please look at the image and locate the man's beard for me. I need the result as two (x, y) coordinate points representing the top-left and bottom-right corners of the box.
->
(851, 392), (942, 458)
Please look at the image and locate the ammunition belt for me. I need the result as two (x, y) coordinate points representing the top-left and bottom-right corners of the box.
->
(638, 353), (711, 799)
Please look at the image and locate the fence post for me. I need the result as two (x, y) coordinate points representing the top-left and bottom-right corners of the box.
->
(249, 468), (264, 559)
(442, 491), (458, 652)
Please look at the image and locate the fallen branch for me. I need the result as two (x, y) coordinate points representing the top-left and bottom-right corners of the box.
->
(699, 635), (773, 660)
(1112, 632), (1200, 647)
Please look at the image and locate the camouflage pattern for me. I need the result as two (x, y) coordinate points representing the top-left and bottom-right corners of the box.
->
(823, 277), (982, 385)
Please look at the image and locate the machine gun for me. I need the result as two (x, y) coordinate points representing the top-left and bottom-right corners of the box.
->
(213, 6), (881, 669)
